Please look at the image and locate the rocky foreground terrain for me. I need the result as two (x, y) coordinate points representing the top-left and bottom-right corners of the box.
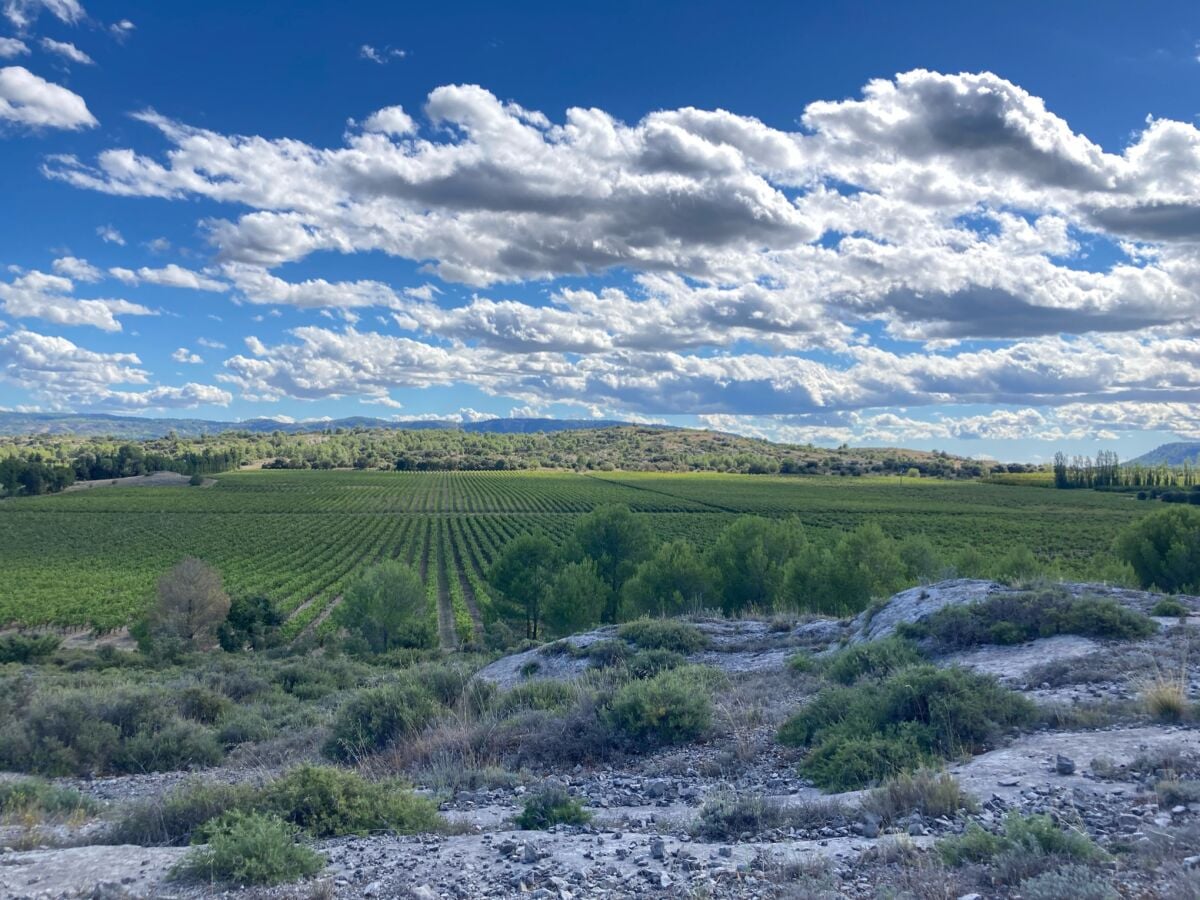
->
(4, 579), (1200, 899)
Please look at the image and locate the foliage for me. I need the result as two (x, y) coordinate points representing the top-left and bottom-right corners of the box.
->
(898, 589), (1156, 650)
(217, 595), (283, 651)
(259, 765), (442, 837)
(172, 811), (325, 886)
(543, 559), (608, 637)
(779, 664), (1035, 791)
(695, 792), (844, 840)
(1019, 866), (1118, 900)
(1151, 597), (1189, 617)
(938, 812), (1103, 867)
(337, 561), (436, 652)
(708, 516), (805, 613)
(570, 505), (656, 621)
(822, 636), (923, 684)
(621, 540), (718, 617)
(324, 681), (441, 761)
(1115, 506), (1200, 593)
(489, 533), (559, 640)
(606, 665), (718, 745)
(0, 633), (60, 664)
(861, 769), (975, 824)
(616, 618), (709, 653)
(148, 557), (231, 650)
(0, 777), (95, 819)
(514, 785), (591, 829)
(110, 780), (254, 846)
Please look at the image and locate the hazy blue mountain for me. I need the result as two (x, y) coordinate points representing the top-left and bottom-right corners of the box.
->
(1129, 443), (1200, 467)
(0, 411), (645, 440)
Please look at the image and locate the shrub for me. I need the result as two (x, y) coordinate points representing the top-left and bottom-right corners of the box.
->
(1019, 865), (1117, 900)
(898, 589), (1155, 650)
(260, 765), (442, 837)
(118, 719), (223, 773)
(324, 682), (440, 762)
(1156, 779), (1200, 806)
(938, 812), (1103, 867)
(109, 780), (253, 846)
(149, 557), (231, 651)
(1143, 675), (1189, 723)
(779, 665), (1034, 791)
(616, 619), (708, 654)
(514, 786), (591, 830)
(624, 648), (685, 679)
(606, 666), (717, 746)
(695, 792), (845, 840)
(823, 636), (923, 684)
(584, 639), (630, 668)
(861, 769), (975, 824)
(493, 680), (578, 717)
(0, 778), (95, 820)
(0, 633), (60, 664)
(173, 811), (324, 886)
(178, 685), (231, 724)
(1151, 597), (1189, 618)
(1116, 506), (1200, 593)
(336, 560), (437, 652)
(217, 595), (283, 651)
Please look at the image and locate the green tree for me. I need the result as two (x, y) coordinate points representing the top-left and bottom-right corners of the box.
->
(1115, 506), (1200, 593)
(543, 559), (608, 636)
(570, 505), (656, 621)
(150, 557), (231, 650)
(622, 540), (718, 618)
(488, 533), (559, 639)
(708, 516), (806, 614)
(336, 561), (435, 652)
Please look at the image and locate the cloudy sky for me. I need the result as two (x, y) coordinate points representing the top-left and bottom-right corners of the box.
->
(1, 0), (1199, 460)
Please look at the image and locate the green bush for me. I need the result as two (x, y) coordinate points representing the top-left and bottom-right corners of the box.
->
(823, 637), (923, 684)
(493, 680), (578, 717)
(514, 786), (591, 830)
(1151, 597), (1189, 618)
(173, 811), (324, 886)
(109, 780), (253, 846)
(938, 812), (1103, 867)
(616, 619), (709, 653)
(1020, 865), (1118, 900)
(324, 682), (440, 761)
(0, 777), (95, 819)
(0, 633), (60, 664)
(779, 665), (1034, 791)
(898, 590), (1155, 650)
(1115, 506), (1200, 593)
(607, 665), (717, 746)
(624, 648), (685, 679)
(584, 639), (630, 668)
(178, 685), (231, 724)
(861, 769), (975, 824)
(260, 765), (442, 837)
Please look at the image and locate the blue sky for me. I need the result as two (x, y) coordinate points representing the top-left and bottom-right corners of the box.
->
(2, 1), (1200, 461)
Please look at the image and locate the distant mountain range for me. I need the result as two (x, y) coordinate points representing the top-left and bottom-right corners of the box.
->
(0, 411), (645, 440)
(1129, 442), (1200, 467)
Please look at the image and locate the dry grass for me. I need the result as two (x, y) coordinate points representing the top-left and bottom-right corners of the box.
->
(1142, 646), (1192, 723)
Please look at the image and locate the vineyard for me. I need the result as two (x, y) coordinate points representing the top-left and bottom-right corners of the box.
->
(0, 470), (1154, 641)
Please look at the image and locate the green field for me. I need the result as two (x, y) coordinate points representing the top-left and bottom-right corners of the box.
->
(0, 470), (1152, 636)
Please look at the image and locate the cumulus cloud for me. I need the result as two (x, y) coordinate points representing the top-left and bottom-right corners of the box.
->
(39, 37), (91, 64)
(95, 223), (123, 244)
(171, 347), (202, 364)
(0, 65), (95, 129)
(0, 329), (231, 410)
(32, 70), (1200, 440)
(0, 269), (154, 331)
(50, 255), (101, 281)
(109, 263), (227, 291)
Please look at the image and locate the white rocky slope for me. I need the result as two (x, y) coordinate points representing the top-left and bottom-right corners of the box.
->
(7, 580), (1200, 900)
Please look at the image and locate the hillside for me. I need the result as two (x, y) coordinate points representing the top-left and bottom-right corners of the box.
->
(1129, 442), (1200, 467)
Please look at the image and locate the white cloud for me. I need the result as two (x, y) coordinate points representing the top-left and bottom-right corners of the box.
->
(39, 37), (92, 64)
(95, 223), (123, 244)
(109, 18), (133, 38)
(0, 269), (153, 331)
(362, 104), (415, 136)
(0, 329), (231, 410)
(109, 263), (227, 291)
(171, 347), (202, 364)
(0, 65), (95, 129)
(196, 337), (225, 349)
(51, 255), (100, 281)
(0, 37), (29, 58)
(360, 44), (404, 64)
(2, 0), (84, 29)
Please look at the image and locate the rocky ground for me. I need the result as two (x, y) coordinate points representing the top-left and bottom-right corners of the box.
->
(4, 580), (1200, 899)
